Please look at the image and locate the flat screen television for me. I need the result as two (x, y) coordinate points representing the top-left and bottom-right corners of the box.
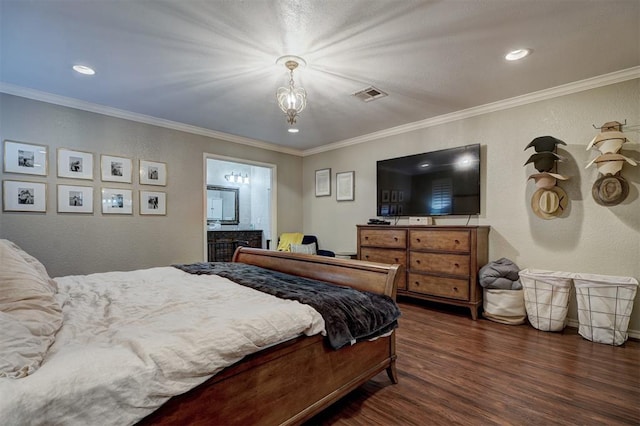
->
(376, 144), (481, 217)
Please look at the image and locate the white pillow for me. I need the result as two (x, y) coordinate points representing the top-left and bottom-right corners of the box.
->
(290, 243), (317, 255)
(0, 240), (63, 378)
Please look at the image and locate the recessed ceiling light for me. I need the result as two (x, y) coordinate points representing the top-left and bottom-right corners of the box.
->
(505, 49), (532, 61)
(288, 128), (299, 133)
(73, 65), (95, 75)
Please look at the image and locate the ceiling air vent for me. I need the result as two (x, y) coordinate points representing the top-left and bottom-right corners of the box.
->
(352, 86), (388, 102)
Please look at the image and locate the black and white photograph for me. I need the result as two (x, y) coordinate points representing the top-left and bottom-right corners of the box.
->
(101, 155), (132, 183)
(57, 148), (94, 180)
(58, 184), (93, 213)
(18, 150), (35, 168)
(3, 180), (46, 212)
(18, 187), (35, 204)
(139, 160), (167, 186)
(4, 140), (48, 176)
(101, 187), (132, 214)
(140, 190), (166, 215)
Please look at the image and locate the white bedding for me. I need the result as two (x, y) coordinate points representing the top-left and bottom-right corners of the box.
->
(0, 266), (325, 425)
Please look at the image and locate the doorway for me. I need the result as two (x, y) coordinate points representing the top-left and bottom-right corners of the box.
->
(204, 154), (276, 260)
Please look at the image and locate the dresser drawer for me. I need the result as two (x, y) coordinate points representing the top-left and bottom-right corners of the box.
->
(360, 248), (406, 290)
(360, 229), (407, 248)
(410, 252), (470, 276)
(410, 230), (470, 252)
(408, 273), (469, 301)
(360, 247), (406, 265)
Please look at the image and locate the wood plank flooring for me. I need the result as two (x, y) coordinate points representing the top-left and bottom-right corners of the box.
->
(306, 299), (640, 426)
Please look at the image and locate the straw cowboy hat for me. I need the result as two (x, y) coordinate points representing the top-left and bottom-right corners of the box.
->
(531, 187), (568, 219)
(585, 153), (637, 175)
(586, 131), (630, 154)
(528, 172), (569, 189)
(525, 136), (567, 153)
(524, 152), (566, 172)
(592, 174), (629, 206)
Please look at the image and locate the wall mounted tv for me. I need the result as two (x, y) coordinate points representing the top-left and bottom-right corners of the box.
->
(376, 144), (481, 217)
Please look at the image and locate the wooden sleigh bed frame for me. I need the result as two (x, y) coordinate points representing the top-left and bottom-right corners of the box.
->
(139, 247), (401, 426)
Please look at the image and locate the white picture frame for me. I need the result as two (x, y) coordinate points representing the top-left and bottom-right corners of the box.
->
(57, 148), (94, 180)
(3, 180), (47, 212)
(336, 171), (355, 201)
(101, 187), (133, 214)
(3, 140), (48, 176)
(57, 184), (93, 214)
(140, 190), (166, 215)
(315, 168), (331, 197)
(139, 160), (167, 186)
(101, 154), (132, 183)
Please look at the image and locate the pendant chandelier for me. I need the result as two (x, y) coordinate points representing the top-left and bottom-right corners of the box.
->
(276, 55), (307, 125)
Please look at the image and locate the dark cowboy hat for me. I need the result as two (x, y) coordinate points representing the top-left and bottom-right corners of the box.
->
(524, 152), (566, 172)
(525, 136), (567, 152)
(592, 174), (629, 206)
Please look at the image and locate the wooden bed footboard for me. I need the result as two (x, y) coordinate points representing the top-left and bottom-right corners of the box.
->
(140, 248), (401, 426)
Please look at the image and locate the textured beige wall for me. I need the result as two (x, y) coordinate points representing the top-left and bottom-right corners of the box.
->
(303, 79), (640, 333)
(0, 94), (303, 277)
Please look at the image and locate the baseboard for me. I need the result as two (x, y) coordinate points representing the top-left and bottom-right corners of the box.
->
(566, 318), (640, 340)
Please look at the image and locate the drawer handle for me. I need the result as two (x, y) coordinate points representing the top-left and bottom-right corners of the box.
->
(414, 282), (420, 286)
(416, 238), (421, 242)
(365, 255), (370, 259)
(453, 287), (458, 292)
(455, 239), (460, 244)
(394, 258), (400, 262)
(365, 236), (369, 240)
(394, 237), (398, 241)
(454, 263), (459, 267)
(416, 259), (421, 264)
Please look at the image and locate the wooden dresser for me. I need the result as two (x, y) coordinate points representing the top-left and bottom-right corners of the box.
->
(207, 230), (263, 262)
(357, 225), (489, 319)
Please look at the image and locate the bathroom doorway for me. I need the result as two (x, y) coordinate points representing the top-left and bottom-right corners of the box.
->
(204, 154), (276, 260)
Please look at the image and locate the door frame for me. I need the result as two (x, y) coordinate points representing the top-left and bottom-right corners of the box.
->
(202, 153), (277, 261)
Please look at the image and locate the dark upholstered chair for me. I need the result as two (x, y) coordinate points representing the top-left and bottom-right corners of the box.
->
(301, 235), (335, 257)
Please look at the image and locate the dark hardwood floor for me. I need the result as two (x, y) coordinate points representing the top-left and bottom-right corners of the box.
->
(306, 299), (640, 426)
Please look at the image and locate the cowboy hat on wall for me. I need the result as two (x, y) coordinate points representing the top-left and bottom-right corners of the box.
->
(586, 121), (636, 206)
(525, 135), (570, 220)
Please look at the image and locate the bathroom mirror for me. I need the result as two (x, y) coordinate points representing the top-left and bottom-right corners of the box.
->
(206, 185), (239, 225)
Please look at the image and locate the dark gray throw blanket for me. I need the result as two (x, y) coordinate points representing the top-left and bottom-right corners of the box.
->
(174, 262), (401, 350)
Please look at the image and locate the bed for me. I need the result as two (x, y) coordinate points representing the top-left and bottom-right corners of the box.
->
(0, 241), (401, 425)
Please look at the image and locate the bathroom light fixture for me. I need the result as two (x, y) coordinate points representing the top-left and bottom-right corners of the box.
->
(73, 65), (96, 75)
(505, 48), (532, 61)
(225, 172), (250, 184)
(276, 55), (307, 125)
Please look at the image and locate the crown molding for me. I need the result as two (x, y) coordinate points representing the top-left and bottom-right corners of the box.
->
(302, 66), (640, 156)
(0, 83), (304, 157)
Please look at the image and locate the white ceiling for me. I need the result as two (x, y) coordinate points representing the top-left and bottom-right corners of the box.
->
(1, 0), (639, 152)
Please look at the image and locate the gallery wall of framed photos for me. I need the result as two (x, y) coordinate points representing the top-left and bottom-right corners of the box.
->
(2, 139), (168, 216)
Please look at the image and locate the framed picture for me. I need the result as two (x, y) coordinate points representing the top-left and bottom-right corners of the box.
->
(101, 155), (132, 183)
(101, 188), (133, 214)
(58, 148), (93, 180)
(3, 180), (47, 212)
(3, 140), (48, 176)
(315, 168), (331, 197)
(336, 171), (355, 201)
(57, 184), (93, 213)
(140, 190), (166, 215)
(139, 160), (167, 186)
(391, 190), (398, 202)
